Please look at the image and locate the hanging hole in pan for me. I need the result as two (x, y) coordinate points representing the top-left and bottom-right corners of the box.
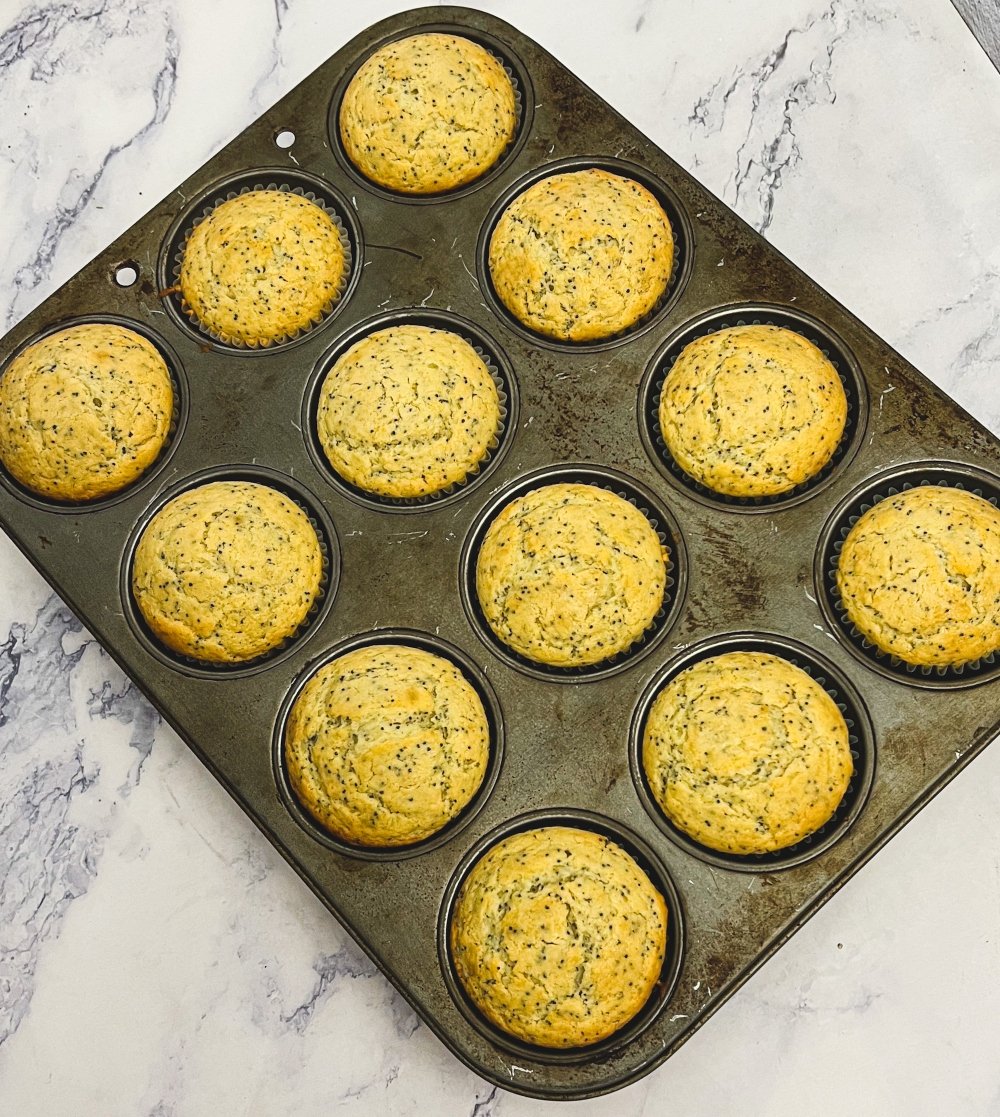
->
(114, 261), (139, 287)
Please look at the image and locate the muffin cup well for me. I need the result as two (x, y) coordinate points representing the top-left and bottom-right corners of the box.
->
(120, 465), (339, 679)
(159, 169), (361, 353)
(629, 632), (876, 872)
(815, 462), (1000, 688)
(459, 464), (687, 682)
(476, 157), (693, 352)
(329, 24), (532, 203)
(638, 305), (868, 513)
(303, 309), (518, 512)
(0, 314), (189, 514)
(437, 807), (686, 1065)
(272, 628), (504, 861)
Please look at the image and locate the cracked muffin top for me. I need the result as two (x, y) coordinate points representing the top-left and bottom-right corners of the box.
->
(178, 190), (346, 347)
(835, 485), (1000, 667)
(339, 32), (517, 194)
(284, 643), (490, 847)
(131, 480), (323, 663)
(642, 650), (853, 856)
(316, 324), (501, 499)
(488, 168), (674, 342)
(475, 482), (667, 668)
(450, 825), (668, 1047)
(0, 323), (173, 502)
(657, 324), (848, 499)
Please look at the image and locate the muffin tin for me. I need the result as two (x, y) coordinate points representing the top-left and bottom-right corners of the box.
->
(1, 6), (999, 1100)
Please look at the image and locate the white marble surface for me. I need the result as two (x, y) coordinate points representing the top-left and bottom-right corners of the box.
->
(1, 1), (999, 1113)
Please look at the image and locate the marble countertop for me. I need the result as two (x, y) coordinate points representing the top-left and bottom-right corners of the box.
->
(1, 1), (999, 1113)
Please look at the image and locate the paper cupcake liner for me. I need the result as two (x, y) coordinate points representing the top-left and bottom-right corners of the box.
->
(316, 330), (513, 510)
(630, 634), (875, 873)
(462, 468), (686, 682)
(272, 627), (505, 862)
(127, 472), (336, 677)
(823, 469), (1000, 685)
(171, 182), (353, 350)
(644, 308), (863, 510)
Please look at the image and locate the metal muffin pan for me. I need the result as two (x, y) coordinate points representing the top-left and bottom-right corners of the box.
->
(1, 5), (999, 1100)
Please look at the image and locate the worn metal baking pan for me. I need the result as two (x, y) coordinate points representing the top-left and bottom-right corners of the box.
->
(2, 6), (999, 1100)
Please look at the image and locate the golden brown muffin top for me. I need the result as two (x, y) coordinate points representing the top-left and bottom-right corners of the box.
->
(132, 480), (323, 663)
(450, 826), (667, 1047)
(284, 643), (490, 846)
(179, 190), (346, 346)
(836, 485), (1000, 667)
(340, 33), (516, 194)
(0, 323), (173, 502)
(658, 325), (848, 498)
(475, 483), (667, 668)
(316, 324), (501, 498)
(643, 651), (853, 855)
(488, 168), (674, 342)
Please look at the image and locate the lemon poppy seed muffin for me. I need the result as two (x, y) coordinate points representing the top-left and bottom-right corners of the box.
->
(285, 643), (490, 846)
(339, 33), (517, 194)
(450, 826), (667, 1047)
(316, 324), (501, 498)
(488, 168), (674, 342)
(132, 481), (323, 663)
(0, 323), (173, 501)
(835, 485), (1000, 667)
(476, 483), (667, 668)
(179, 190), (346, 346)
(642, 651), (853, 856)
(658, 325), (848, 498)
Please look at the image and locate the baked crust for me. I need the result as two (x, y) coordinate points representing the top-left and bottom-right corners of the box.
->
(285, 643), (490, 846)
(132, 481), (323, 663)
(658, 325), (848, 498)
(0, 323), (172, 501)
(488, 168), (674, 341)
(475, 482), (667, 668)
(339, 33), (516, 194)
(450, 826), (667, 1047)
(179, 190), (346, 346)
(316, 324), (500, 498)
(642, 651), (853, 855)
(836, 485), (1000, 666)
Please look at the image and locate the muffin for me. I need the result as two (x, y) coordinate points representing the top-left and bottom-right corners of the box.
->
(132, 480), (323, 663)
(0, 323), (173, 501)
(316, 324), (501, 499)
(284, 643), (490, 846)
(835, 485), (1000, 667)
(450, 826), (667, 1047)
(179, 190), (346, 346)
(476, 483), (667, 668)
(642, 651), (853, 855)
(488, 168), (674, 342)
(339, 33), (517, 194)
(658, 325), (848, 498)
